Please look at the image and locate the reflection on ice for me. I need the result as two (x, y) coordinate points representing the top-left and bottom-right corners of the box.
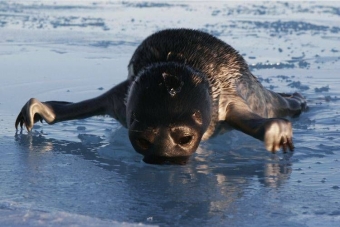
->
(14, 127), (295, 192)
(263, 162), (292, 188)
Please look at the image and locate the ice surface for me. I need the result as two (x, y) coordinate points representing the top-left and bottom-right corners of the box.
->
(0, 201), (150, 227)
(1, 1), (340, 226)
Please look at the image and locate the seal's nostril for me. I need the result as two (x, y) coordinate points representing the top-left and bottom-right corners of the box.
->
(136, 138), (151, 150)
(178, 135), (193, 145)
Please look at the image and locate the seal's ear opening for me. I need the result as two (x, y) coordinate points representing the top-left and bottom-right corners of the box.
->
(162, 72), (184, 97)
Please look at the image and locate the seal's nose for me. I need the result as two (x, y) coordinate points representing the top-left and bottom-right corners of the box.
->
(133, 127), (194, 153)
(129, 126), (200, 164)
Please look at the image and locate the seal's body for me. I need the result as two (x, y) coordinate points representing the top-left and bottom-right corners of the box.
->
(16, 29), (306, 164)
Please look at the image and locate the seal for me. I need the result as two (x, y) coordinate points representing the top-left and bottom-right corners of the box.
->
(15, 29), (307, 164)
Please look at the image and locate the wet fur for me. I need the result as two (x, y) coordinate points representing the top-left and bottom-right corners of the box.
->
(128, 29), (306, 140)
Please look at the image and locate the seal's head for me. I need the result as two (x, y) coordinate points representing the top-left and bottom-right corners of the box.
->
(126, 63), (212, 164)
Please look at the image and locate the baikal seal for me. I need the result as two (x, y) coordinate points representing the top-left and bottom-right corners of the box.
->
(15, 29), (307, 164)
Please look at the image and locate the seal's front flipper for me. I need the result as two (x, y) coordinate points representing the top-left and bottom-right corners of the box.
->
(15, 98), (59, 131)
(225, 102), (294, 153)
(262, 118), (294, 152)
(15, 80), (129, 131)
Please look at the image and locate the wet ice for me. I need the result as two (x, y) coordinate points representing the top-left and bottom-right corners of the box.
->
(1, 1), (340, 227)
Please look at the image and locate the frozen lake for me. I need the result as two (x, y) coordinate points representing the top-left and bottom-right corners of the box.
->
(0, 1), (340, 226)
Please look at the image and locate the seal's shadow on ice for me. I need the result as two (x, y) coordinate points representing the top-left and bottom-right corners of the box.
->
(15, 29), (307, 165)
